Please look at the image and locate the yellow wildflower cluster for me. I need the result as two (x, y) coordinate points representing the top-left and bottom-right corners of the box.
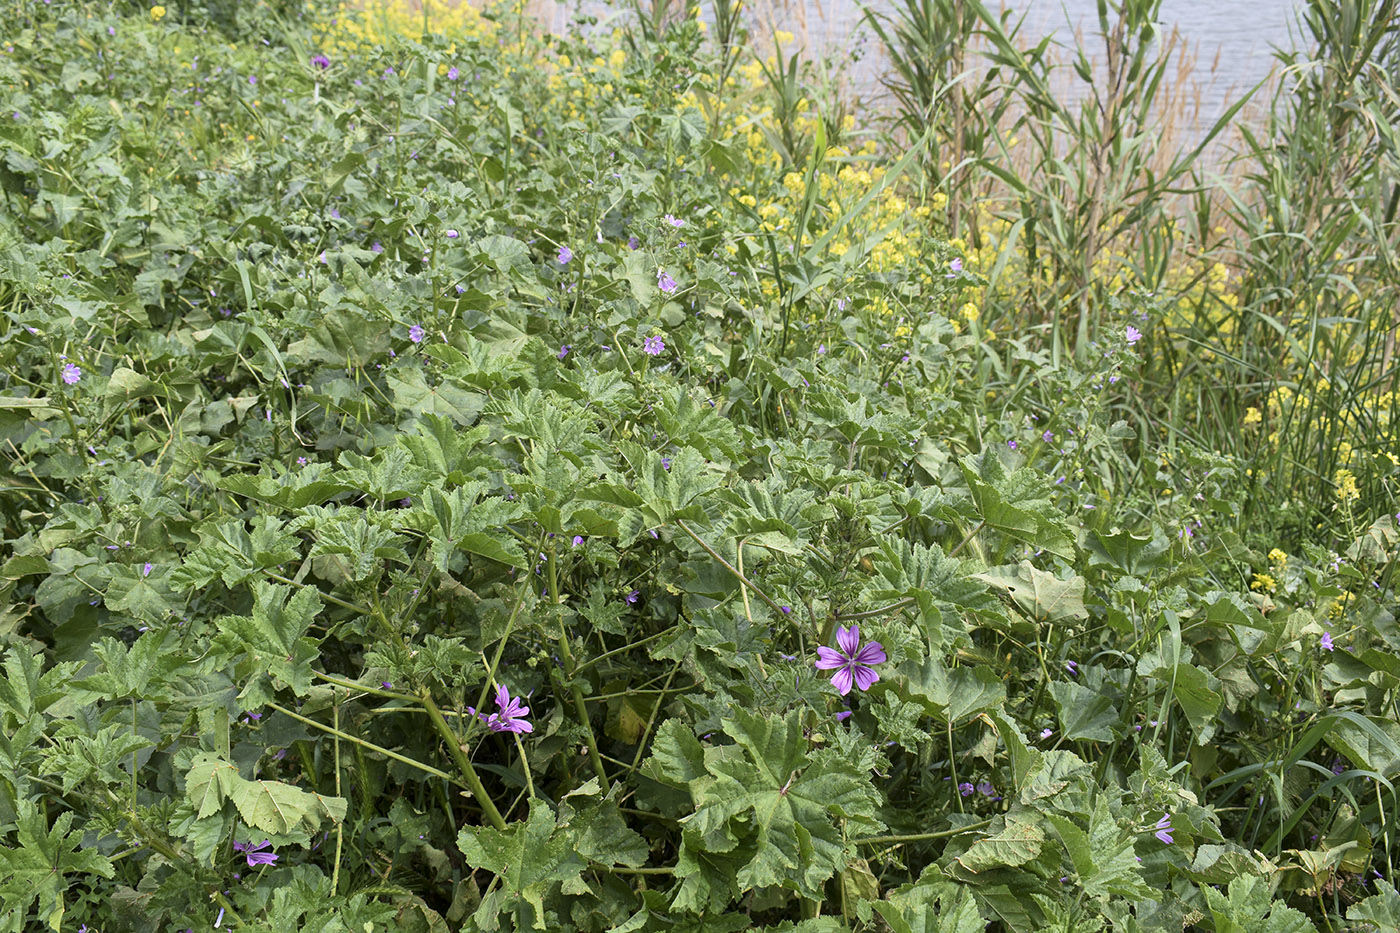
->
(1249, 572), (1277, 594)
(325, 0), (498, 53)
(1333, 468), (1360, 503)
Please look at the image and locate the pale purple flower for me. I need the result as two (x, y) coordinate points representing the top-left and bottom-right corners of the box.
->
(1040, 728), (1053, 739)
(408, 324), (424, 343)
(371, 241), (383, 253)
(381, 681), (392, 689)
(835, 710), (852, 722)
(657, 270), (677, 293)
(625, 589), (640, 605)
(484, 685), (532, 734)
(815, 625), (886, 695)
(558, 344), (570, 359)
(1126, 325), (1142, 345)
(959, 782), (974, 796)
(447, 66), (459, 80)
(976, 781), (995, 797)
(296, 457), (308, 466)
(1007, 440), (1017, 450)
(1153, 812), (1173, 844)
(1321, 631), (1334, 652)
(142, 562), (153, 577)
(643, 335), (665, 356)
(233, 839), (278, 867)
(628, 236), (639, 250)
(664, 213), (683, 228)
(1065, 660), (1079, 675)
(557, 245), (572, 264)
(1042, 430), (1054, 443)
(61, 362), (81, 385)
(572, 535), (583, 546)
(311, 54), (331, 69)
(445, 229), (459, 239)
(946, 258), (963, 277)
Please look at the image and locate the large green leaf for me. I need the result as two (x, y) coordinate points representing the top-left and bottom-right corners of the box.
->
(0, 799), (114, 931)
(213, 582), (322, 697)
(456, 799), (586, 931)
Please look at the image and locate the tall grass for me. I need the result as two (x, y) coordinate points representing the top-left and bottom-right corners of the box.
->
(860, 0), (1400, 544)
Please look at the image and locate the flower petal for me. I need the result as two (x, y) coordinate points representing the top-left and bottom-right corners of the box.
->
(830, 666), (854, 696)
(815, 646), (847, 669)
(851, 664), (880, 692)
(836, 625), (861, 657)
(853, 641), (886, 666)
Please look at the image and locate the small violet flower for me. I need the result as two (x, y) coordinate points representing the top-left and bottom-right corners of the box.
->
(447, 66), (460, 80)
(814, 625), (886, 696)
(557, 245), (573, 265)
(558, 344), (570, 359)
(1007, 440), (1017, 450)
(959, 782), (974, 797)
(311, 54), (331, 69)
(61, 362), (82, 385)
(657, 269), (677, 293)
(664, 213), (684, 228)
(1040, 728), (1054, 739)
(572, 535), (584, 546)
(484, 685), (533, 734)
(1321, 631), (1334, 652)
(233, 839), (279, 867)
(1153, 812), (1173, 844)
(946, 258), (963, 277)
(625, 589), (641, 605)
(1126, 325), (1143, 345)
(643, 335), (665, 356)
(408, 324), (424, 343)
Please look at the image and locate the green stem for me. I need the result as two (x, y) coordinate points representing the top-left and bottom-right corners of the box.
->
(852, 820), (993, 846)
(549, 541), (611, 793)
(266, 702), (458, 786)
(419, 691), (507, 830)
(676, 519), (786, 614)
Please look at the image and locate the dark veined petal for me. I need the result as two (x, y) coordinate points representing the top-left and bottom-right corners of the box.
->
(836, 625), (861, 657)
(851, 664), (880, 692)
(829, 666), (855, 696)
(815, 646), (848, 669)
(853, 641), (886, 666)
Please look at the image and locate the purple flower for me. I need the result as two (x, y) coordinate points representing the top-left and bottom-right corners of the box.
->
(959, 782), (974, 796)
(664, 213), (684, 228)
(381, 681), (392, 689)
(657, 270), (677, 293)
(625, 589), (640, 605)
(572, 535), (584, 546)
(1040, 728), (1054, 739)
(643, 335), (665, 356)
(835, 710), (852, 722)
(447, 66), (459, 80)
(371, 241), (383, 253)
(558, 344), (570, 359)
(1321, 631), (1334, 652)
(1153, 812), (1173, 844)
(408, 324), (424, 343)
(1126, 325), (1142, 345)
(233, 839), (278, 867)
(445, 229), (459, 239)
(976, 781), (995, 797)
(311, 54), (331, 69)
(296, 456), (308, 466)
(485, 685), (532, 734)
(61, 362), (81, 385)
(946, 258), (963, 277)
(1007, 440), (1017, 450)
(660, 457), (671, 469)
(780, 606), (791, 615)
(248, 75), (257, 85)
(1065, 660), (1079, 675)
(814, 625), (886, 695)
(557, 245), (572, 265)
(142, 562), (153, 577)
(628, 236), (639, 250)
(1042, 430), (1054, 443)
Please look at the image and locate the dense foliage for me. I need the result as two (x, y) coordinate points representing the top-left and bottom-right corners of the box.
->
(0, 1), (1398, 931)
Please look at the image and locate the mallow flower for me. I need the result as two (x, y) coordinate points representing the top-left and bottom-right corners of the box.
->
(815, 625), (886, 695)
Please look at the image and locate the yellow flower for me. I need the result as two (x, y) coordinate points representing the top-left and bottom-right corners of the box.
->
(1334, 468), (1360, 503)
(151, 5), (166, 19)
(1243, 407), (1261, 425)
(1268, 548), (1288, 567)
(1250, 573), (1277, 594)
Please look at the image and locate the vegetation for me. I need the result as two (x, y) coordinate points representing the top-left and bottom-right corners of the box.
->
(0, 0), (1397, 930)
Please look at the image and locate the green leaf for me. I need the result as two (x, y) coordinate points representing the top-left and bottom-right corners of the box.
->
(902, 659), (1006, 726)
(1046, 797), (1152, 901)
(1049, 681), (1119, 743)
(456, 799), (585, 930)
(1203, 875), (1318, 933)
(683, 708), (883, 898)
(958, 452), (1075, 560)
(954, 813), (1046, 873)
(0, 799), (114, 931)
(972, 562), (1088, 624)
(184, 753), (347, 838)
(875, 883), (986, 933)
(214, 582), (322, 696)
(1348, 879), (1400, 931)
(1138, 661), (1224, 746)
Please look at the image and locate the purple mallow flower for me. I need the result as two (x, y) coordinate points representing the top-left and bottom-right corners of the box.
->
(233, 839), (278, 867)
(1126, 325), (1142, 345)
(625, 589), (640, 605)
(61, 363), (81, 385)
(408, 324), (424, 343)
(481, 685), (532, 734)
(558, 345), (570, 359)
(946, 258), (962, 277)
(1321, 631), (1334, 652)
(447, 66), (460, 80)
(311, 54), (331, 69)
(657, 270), (677, 293)
(1153, 812), (1173, 844)
(664, 213), (683, 228)
(959, 782), (974, 796)
(643, 335), (665, 356)
(557, 245), (572, 265)
(815, 625), (886, 696)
